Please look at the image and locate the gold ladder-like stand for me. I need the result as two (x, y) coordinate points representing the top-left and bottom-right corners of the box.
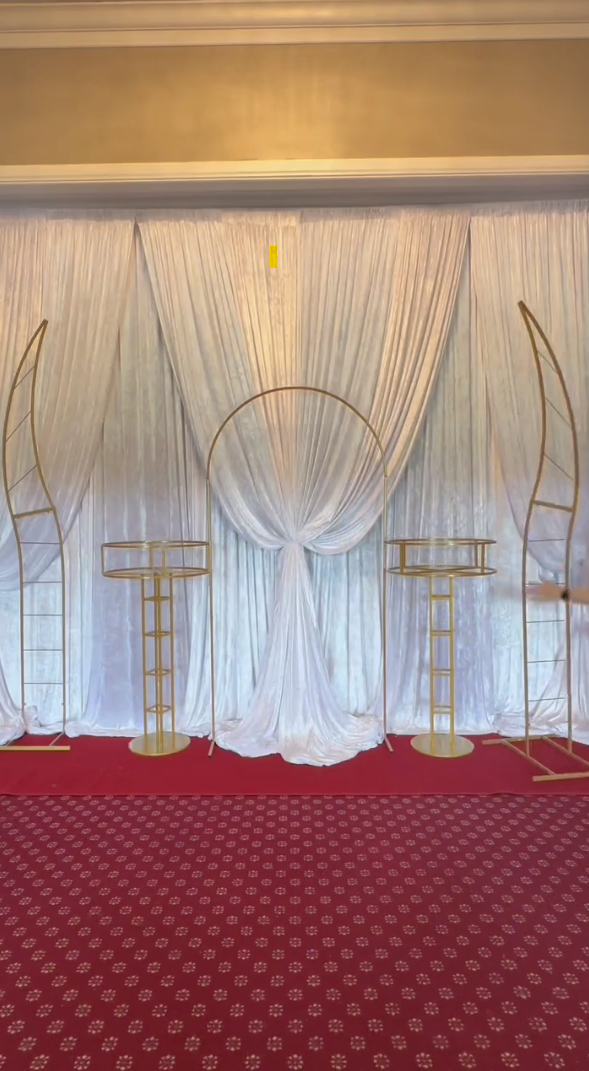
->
(485, 302), (589, 782)
(427, 574), (459, 756)
(102, 541), (209, 757)
(1, 321), (69, 752)
(387, 538), (496, 758)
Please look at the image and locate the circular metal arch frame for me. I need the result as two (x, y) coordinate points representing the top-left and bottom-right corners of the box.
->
(204, 386), (392, 758)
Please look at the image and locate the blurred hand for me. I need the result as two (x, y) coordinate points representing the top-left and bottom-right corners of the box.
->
(526, 581), (564, 602)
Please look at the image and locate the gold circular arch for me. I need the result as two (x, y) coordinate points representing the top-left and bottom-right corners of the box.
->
(203, 386), (392, 758)
(205, 386), (387, 480)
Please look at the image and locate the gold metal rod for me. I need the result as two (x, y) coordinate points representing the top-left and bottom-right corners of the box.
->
(541, 736), (589, 767)
(206, 476), (216, 757)
(0, 731), (70, 753)
(205, 386), (386, 481)
(19, 541), (60, 546)
(13, 507), (53, 520)
(527, 538), (566, 543)
(169, 578), (176, 737)
(484, 735), (544, 744)
(5, 409), (32, 443)
(533, 499), (574, 513)
(528, 696), (567, 702)
(492, 737), (554, 774)
(382, 472), (392, 752)
(24, 648), (62, 652)
(154, 576), (163, 752)
(0, 745), (70, 752)
(449, 575), (455, 753)
(545, 396), (571, 428)
(14, 364), (35, 389)
(141, 578), (149, 739)
(544, 453), (573, 481)
(23, 612), (62, 617)
(533, 771), (589, 782)
(6, 464), (37, 494)
(429, 575), (435, 740)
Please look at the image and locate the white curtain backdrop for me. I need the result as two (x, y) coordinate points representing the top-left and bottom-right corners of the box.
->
(139, 209), (468, 763)
(1, 203), (588, 760)
(471, 203), (589, 741)
(0, 213), (134, 743)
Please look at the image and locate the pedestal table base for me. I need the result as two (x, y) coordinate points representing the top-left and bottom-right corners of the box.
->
(411, 732), (474, 758)
(130, 731), (191, 758)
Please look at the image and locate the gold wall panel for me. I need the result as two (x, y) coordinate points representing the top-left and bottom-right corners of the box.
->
(1, 41), (589, 165)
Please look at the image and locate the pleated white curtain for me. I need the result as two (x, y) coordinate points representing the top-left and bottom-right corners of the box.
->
(471, 203), (589, 740)
(63, 238), (493, 751)
(139, 210), (468, 763)
(0, 213), (134, 743)
(2, 204), (588, 760)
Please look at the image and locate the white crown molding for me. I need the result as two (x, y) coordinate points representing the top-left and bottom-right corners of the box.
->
(1, 157), (588, 207)
(1, 1), (589, 49)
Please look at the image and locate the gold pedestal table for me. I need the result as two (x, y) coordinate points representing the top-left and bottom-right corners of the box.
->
(386, 539), (495, 758)
(102, 540), (209, 757)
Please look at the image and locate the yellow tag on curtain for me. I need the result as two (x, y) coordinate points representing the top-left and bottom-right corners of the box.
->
(270, 245), (277, 269)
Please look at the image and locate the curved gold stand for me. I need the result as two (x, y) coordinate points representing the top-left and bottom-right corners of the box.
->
(1, 321), (69, 752)
(387, 538), (495, 759)
(102, 541), (209, 757)
(484, 302), (589, 782)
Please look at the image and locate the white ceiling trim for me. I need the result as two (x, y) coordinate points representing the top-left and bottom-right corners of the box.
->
(1, 157), (588, 207)
(1, 1), (589, 49)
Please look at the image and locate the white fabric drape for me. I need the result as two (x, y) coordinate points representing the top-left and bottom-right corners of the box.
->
(0, 213), (134, 743)
(2, 203), (588, 761)
(64, 235), (206, 737)
(471, 204), (589, 740)
(59, 243), (492, 750)
(139, 210), (468, 763)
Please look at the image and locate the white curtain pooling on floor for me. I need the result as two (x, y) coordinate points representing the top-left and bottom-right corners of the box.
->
(139, 210), (468, 763)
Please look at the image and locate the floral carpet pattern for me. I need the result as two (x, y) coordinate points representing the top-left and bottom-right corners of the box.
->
(1, 795), (588, 1070)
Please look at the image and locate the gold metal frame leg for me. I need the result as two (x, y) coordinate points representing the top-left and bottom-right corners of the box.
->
(484, 735), (589, 781)
(1, 730), (71, 753)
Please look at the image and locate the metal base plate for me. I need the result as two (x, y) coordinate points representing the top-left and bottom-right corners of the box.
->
(129, 732), (191, 757)
(411, 732), (474, 758)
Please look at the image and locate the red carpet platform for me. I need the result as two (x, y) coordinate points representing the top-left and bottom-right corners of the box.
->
(2, 734), (589, 796)
(1, 794), (588, 1071)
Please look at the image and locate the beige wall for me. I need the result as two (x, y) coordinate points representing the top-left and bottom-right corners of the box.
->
(1, 40), (589, 165)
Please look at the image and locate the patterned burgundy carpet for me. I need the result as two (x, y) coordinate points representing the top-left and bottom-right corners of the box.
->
(1, 795), (588, 1070)
(4, 735), (589, 795)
